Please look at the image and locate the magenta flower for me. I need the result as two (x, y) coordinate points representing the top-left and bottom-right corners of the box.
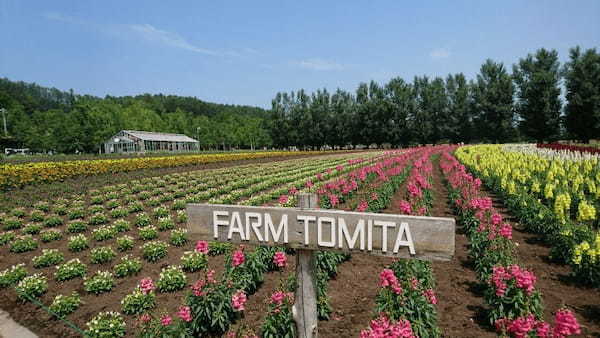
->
(160, 315), (172, 326)
(278, 194), (289, 205)
(398, 200), (412, 214)
(139, 313), (151, 323)
(553, 309), (581, 337)
(270, 291), (286, 305)
(232, 249), (245, 267)
(356, 200), (369, 212)
(139, 278), (155, 295)
(177, 306), (192, 322)
(423, 289), (438, 305)
(231, 290), (247, 311)
(195, 240), (209, 254)
(273, 251), (287, 268)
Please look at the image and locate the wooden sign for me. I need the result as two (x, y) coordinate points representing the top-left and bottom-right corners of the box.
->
(186, 203), (455, 261)
(186, 194), (455, 338)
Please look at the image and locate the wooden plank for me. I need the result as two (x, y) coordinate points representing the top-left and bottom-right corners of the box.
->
(186, 203), (455, 261)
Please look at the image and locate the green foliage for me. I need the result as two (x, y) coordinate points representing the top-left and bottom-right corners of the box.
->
(90, 246), (116, 264)
(67, 220), (88, 233)
(564, 46), (600, 142)
(15, 274), (48, 301)
(513, 48), (562, 142)
(121, 288), (155, 315)
(32, 249), (65, 268)
(141, 240), (168, 262)
(49, 292), (81, 318)
(156, 265), (187, 292)
(138, 225), (158, 241)
(113, 255), (142, 278)
(0, 264), (27, 288)
(55, 258), (87, 281)
(40, 229), (62, 242)
(10, 234), (37, 253)
(84, 271), (115, 295)
(85, 312), (126, 338)
(181, 251), (208, 272)
(22, 223), (42, 235)
(68, 234), (89, 252)
(116, 235), (134, 251)
(170, 228), (188, 246)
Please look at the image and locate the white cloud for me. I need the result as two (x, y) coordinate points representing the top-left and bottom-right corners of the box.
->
(43, 12), (247, 58)
(294, 58), (344, 71)
(429, 48), (451, 60)
(128, 23), (221, 56)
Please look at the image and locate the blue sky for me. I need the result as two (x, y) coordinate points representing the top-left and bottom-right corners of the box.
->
(1, 1), (598, 108)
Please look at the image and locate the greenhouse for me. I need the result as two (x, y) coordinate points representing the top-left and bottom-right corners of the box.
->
(103, 130), (199, 154)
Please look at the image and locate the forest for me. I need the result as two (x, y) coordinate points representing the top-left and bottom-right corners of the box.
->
(1, 46), (599, 154)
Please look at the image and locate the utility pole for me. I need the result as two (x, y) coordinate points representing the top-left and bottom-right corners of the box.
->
(0, 108), (7, 136)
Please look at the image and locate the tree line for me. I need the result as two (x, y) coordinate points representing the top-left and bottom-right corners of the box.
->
(270, 46), (600, 148)
(1, 46), (599, 154)
(0, 81), (271, 153)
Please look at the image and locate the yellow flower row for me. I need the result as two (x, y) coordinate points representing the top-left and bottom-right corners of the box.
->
(456, 145), (599, 225)
(573, 234), (600, 265)
(0, 151), (327, 189)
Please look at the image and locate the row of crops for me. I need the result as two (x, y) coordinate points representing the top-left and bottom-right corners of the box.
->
(0, 150), (329, 190)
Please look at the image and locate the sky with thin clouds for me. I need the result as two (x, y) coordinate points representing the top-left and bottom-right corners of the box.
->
(0, 1), (599, 108)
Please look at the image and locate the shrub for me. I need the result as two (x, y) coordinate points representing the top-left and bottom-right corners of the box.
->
(29, 210), (44, 222)
(90, 246), (116, 264)
(141, 241), (168, 262)
(152, 207), (169, 219)
(92, 225), (117, 242)
(106, 200), (120, 210)
(40, 229), (62, 243)
(116, 235), (134, 252)
(88, 205), (104, 214)
(85, 312), (126, 338)
(121, 287), (155, 315)
(0, 231), (15, 245)
(90, 196), (104, 205)
(68, 234), (89, 252)
(53, 204), (68, 216)
(67, 220), (88, 233)
(11, 207), (26, 218)
(146, 197), (161, 207)
(112, 219), (131, 233)
(139, 225), (158, 241)
(0, 264), (27, 288)
(34, 201), (50, 212)
(171, 199), (186, 210)
(3, 217), (23, 230)
(55, 258), (87, 281)
(170, 229), (188, 247)
(15, 273), (48, 301)
(176, 210), (188, 224)
(49, 292), (81, 318)
(32, 249), (65, 268)
(67, 208), (86, 220)
(134, 213), (151, 227)
(157, 216), (175, 231)
(43, 214), (64, 228)
(89, 213), (109, 226)
(10, 235), (38, 253)
(22, 223), (42, 235)
(113, 255), (142, 278)
(157, 266), (187, 292)
(127, 201), (144, 213)
(110, 207), (128, 219)
(84, 271), (115, 295)
(181, 251), (208, 272)
(209, 242), (232, 256)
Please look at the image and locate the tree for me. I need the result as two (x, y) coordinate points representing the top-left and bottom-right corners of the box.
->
(564, 47), (600, 142)
(472, 59), (515, 143)
(445, 73), (473, 143)
(513, 48), (562, 142)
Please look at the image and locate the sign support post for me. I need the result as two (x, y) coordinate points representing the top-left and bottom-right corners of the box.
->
(294, 193), (319, 338)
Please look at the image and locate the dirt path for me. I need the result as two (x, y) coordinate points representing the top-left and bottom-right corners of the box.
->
(430, 157), (496, 337)
(485, 191), (600, 337)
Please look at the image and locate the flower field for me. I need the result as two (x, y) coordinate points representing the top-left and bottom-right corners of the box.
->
(0, 146), (599, 337)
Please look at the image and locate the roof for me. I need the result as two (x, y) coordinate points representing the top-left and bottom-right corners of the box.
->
(122, 130), (198, 143)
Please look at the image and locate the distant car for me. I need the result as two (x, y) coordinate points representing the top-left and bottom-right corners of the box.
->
(4, 148), (30, 156)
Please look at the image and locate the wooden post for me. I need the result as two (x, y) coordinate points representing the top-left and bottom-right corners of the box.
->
(294, 193), (318, 338)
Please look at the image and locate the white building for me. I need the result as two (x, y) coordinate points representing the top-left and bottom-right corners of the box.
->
(103, 130), (199, 154)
